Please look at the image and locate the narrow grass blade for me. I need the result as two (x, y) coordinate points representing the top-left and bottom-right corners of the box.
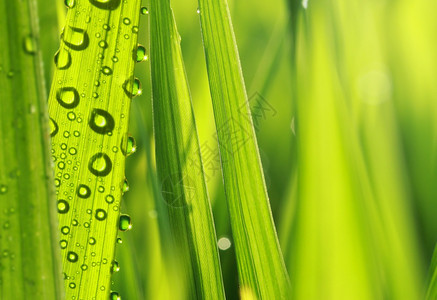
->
(149, 0), (226, 298)
(197, 0), (291, 298)
(426, 245), (437, 299)
(0, 0), (64, 298)
(47, 0), (141, 298)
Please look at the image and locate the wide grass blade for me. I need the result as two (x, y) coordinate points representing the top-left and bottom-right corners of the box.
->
(197, 0), (291, 298)
(0, 0), (64, 298)
(47, 0), (141, 298)
(149, 0), (225, 298)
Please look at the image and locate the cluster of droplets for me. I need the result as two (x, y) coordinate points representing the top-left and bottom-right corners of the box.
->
(48, 2), (150, 299)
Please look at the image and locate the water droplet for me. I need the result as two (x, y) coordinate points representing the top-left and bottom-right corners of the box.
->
(67, 111), (76, 121)
(81, 264), (88, 271)
(111, 260), (120, 273)
(62, 26), (89, 51)
(77, 184), (91, 198)
(88, 153), (112, 177)
(132, 26), (139, 33)
(116, 238), (122, 244)
(98, 40), (108, 49)
(64, 0), (75, 8)
(60, 240), (68, 249)
(89, 0), (121, 10)
(110, 291), (121, 300)
(140, 7), (148, 15)
(121, 135), (136, 156)
(122, 18), (131, 25)
(57, 200), (70, 214)
(123, 77), (142, 98)
(98, 186), (105, 193)
(23, 35), (37, 54)
(67, 251), (78, 262)
(56, 87), (80, 109)
(61, 226), (70, 235)
(103, 24), (110, 31)
(0, 185), (8, 194)
(218, 237), (232, 251)
(136, 45), (147, 62)
(89, 237), (96, 245)
(95, 209), (107, 221)
(105, 195), (115, 204)
(197, 8), (200, 14)
(122, 178), (129, 194)
(69, 282), (76, 289)
(89, 109), (115, 134)
(102, 66), (112, 75)
(54, 49), (72, 70)
(49, 118), (59, 137)
(118, 215), (132, 231)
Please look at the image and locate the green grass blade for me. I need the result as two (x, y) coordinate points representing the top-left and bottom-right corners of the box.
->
(47, 0), (141, 298)
(426, 245), (437, 299)
(197, 0), (291, 298)
(149, 0), (226, 298)
(0, 0), (64, 298)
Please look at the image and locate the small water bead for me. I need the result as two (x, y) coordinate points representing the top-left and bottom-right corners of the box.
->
(60, 153), (67, 159)
(89, 237), (96, 245)
(89, 108), (115, 134)
(77, 184), (91, 198)
(64, 0), (75, 8)
(110, 291), (121, 300)
(122, 18), (131, 25)
(49, 118), (59, 137)
(67, 111), (76, 121)
(60, 240), (68, 249)
(58, 162), (65, 170)
(84, 222), (90, 228)
(62, 26), (89, 51)
(72, 219), (79, 226)
(57, 200), (70, 214)
(102, 66), (112, 75)
(56, 87), (80, 109)
(93, 92), (99, 99)
(132, 26), (139, 34)
(111, 261), (120, 273)
(69, 282), (76, 289)
(140, 7), (148, 14)
(55, 178), (60, 187)
(98, 186), (105, 193)
(116, 238), (122, 244)
(88, 153), (112, 177)
(136, 45), (147, 62)
(112, 56), (118, 63)
(69, 147), (77, 155)
(23, 35), (37, 54)
(61, 226), (70, 235)
(124, 34), (130, 40)
(63, 131), (70, 138)
(118, 215), (132, 231)
(95, 209), (107, 221)
(133, 78), (142, 96)
(81, 264), (88, 271)
(0, 185), (7, 194)
(98, 40), (108, 49)
(61, 143), (67, 150)
(103, 24), (110, 31)
(105, 195), (115, 204)
(112, 146), (119, 153)
(86, 209), (92, 214)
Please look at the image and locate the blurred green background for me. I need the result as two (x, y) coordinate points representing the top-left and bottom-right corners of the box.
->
(38, 0), (437, 299)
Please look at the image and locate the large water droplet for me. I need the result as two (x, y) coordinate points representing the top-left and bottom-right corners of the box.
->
(77, 184), (91, 198)
(110, 291), (121, 300)
(95, 209), (107, 221)
(88, 153), (112, 177)
(136, 45), (147, 62)
(49, 118), (59, 137)
(56, 87), (80, 109)
(57, 200), (70, 214)
(64, 0), (75, 8)
(54, 49), (72, 70)
(62, 26), (89, 51)
(123, 77), (142, 98)
(140, 7), (148, 15)
(89, 109), (115, 134)
(121, 135), (136, 156)
(118, 215), (132, 231)
(23, 35), (36, 54)
(89, 0), (121, 10)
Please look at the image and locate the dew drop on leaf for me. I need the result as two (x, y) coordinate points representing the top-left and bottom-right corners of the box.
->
(102, 66), (113, 75)
(98, 40), (108, 49)
(61, 226), (70, 235)
(64, 0), (75, 8)
(77, 184), (91, 198)
(69, 282), (76, 289)
(67, 251), (78, 262)
(88, 153), (112, 176)
(95, 209), (107, 221)
(122, 17), (131, 25)
(0, 185), (8, 195)
(23, 35), (36, 54)
(49, 118), (59, 137)
(122, 178), (129, 194)
(118, 214), (132, 231)
(89, 237), (96, 245)
(56, 87), (80, 109)
(110, 291), (121, 300)
(62, 26), (89, 51)
(121, 135), (136, 156)
(111, 260), (120, 273)
(105, 194), (115, 204)
(140, 7), (148, 15)
(81, 264), (88, 271)
(136, 45), (148, 62)
(89, 0), (121, 10)
(89, 108), (115, 134)
(60, 240), (68, 249)
(57, 200), (70, 214)
(54, 49), (72, 70)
